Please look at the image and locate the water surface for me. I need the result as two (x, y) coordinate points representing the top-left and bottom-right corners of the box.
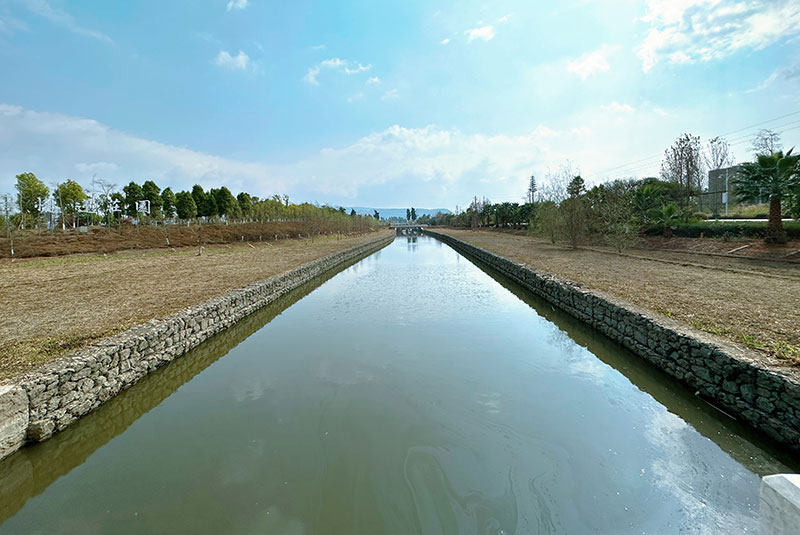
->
(0, 235), (793, 534)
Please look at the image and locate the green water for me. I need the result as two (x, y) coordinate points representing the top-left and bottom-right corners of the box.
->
(0, 235), (794, 534)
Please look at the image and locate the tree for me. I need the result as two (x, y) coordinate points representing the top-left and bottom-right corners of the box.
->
(410, 207), (417, 220)
(161, 187), (176, 218)
(752, 129), (782, 157)
(237, 192), (253, 219)
(660, 133), (704, 207)
(536, 201), (561, 243)
(527, 174), (537, 203)
(175, 191), (197, 220)
(561, 175), (588, 248)
(142, 180), (163, 218)
(123, 181), (144, 217)
(704, 136), (734, 171)
(350, 208), (357, 217)
(211, 187), (238, 219)
(373, 210), (380, 221)
(406, 208), (411, 221)
(15, 172), (49, 227)
(95, 179), (118, 229)
(600, 191), (639, 254)
(53, 180), (88, 227)
(648, 202), (681, 238)
(735, 149), (800, 244)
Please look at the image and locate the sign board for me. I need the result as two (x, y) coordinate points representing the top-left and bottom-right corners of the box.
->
(721, 192), (728, 204)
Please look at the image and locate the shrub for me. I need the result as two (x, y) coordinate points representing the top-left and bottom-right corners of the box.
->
(643, 221), (800, 239)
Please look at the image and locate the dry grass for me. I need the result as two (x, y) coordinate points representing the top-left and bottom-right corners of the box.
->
(0, 230), (392, 379)
(437, 229), (800, 366)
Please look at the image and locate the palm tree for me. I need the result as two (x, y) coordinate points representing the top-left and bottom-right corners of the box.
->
(648, 202), (681, 238)
(735, 149), (800, 244)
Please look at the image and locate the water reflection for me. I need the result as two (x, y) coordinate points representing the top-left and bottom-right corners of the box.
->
(0, 236), (794, 534)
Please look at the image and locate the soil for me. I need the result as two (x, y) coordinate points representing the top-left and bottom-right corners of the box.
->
(436, 228), (800, 368)
(0, 229), (392, 379)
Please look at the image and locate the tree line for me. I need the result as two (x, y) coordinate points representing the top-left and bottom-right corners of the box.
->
(436, 129), (799, 246)
(1, 175), (380, 233)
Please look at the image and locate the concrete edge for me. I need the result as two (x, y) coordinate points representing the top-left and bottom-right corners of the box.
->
(0, 231), (394, 460)
(425, 229), (800, 452)
(761, 474), (800, 534)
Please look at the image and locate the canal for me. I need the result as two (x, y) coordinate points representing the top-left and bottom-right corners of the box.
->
(0, 235), (794, 534)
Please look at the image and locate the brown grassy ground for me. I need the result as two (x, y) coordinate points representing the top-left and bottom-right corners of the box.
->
(0, 229), (392, 379)
(436, 228), (800, 366)
(0, 221), (376, 259)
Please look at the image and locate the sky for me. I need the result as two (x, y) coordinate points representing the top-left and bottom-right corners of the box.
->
(0, 0), (799, 209)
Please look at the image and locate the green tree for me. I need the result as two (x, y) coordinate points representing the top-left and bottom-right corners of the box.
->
(212, 187), (238, 219)
(406, 208), (411, 221)
(566, 175), (585, 198)
(410, 207), (417, 220)
(53, 180), (88, 227)
(237, 192), (253, 219)
(15, 172), (49, 227)
(123, 181), (144, 217)
(536, 201), (562, 243)
(161, 187), (177, 218)
(648, 202), (681, 238)
(735, 149), (800, 244)
(373, 210), (380, 221)
(142, 180), (163, 218)
(175, 191), (197, 220)
(350, 208), (357, 216)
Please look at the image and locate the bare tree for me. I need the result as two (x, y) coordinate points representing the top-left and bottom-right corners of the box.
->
(660, 133), (705, 206)
(540, 162), (578, 204)
(704, 136), (735, 171)
(1, 193), (14, 258)
(96, 179), (118, 230)
(752, 129), (782, 157)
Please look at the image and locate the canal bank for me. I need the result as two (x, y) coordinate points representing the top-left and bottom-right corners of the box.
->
(425, 229), (800, 453)
(0, 232), (394, 460)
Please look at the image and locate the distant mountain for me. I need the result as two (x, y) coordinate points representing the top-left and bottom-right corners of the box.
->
(345, 207), (452, 219)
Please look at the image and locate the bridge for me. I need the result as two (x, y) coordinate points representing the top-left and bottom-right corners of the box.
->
(390, 223), (429, 235)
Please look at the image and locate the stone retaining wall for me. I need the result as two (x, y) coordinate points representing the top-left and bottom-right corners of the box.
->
(0, 233), (394, 460)
(426, 230), (800, 453)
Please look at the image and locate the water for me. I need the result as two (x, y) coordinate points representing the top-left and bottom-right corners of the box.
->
(0, 235), (795, 534)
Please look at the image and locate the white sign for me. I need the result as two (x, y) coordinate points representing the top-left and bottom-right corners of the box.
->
(136, 200), (150, 216)
(722, 192), (728, 204)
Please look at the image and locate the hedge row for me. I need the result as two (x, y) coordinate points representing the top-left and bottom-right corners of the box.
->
(643, 221), (800, 239)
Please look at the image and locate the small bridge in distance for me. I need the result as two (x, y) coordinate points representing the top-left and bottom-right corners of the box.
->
(390, 223), (429, 236)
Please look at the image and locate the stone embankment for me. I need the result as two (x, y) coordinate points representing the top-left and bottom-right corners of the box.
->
(0, 233), (394, 460)
(426, 230), (800, 453)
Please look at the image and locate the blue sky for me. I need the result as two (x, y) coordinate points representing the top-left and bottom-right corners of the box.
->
(0, 0), (799, 209)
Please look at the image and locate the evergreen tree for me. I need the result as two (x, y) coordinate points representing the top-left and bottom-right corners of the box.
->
(175, 191), (198, 220)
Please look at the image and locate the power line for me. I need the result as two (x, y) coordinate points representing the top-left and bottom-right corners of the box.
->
(593, 109), (800, 181)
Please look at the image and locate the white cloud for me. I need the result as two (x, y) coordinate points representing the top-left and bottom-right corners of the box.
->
(366, 76), (380, 85)
(0, 104), (286, 196)
(226, 0), (248, 11)
(304, 58), (372, 85)
(75, 161), (119, 173)
(566, 45), (616, 80)
(497, 14), (512, 23)
(465, 25), (495, 41)
(600, 102), (635, 113)
(215, 50), (250, 71)
(440, 38), (450, 45)
(380, 89), (399, 101)
(0, 105), (572, 205)
(20, 0), (112, 43)
(638, 0), (800, 72)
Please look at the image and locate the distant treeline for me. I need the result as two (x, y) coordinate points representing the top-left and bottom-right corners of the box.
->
(2, 173), (381, 233)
